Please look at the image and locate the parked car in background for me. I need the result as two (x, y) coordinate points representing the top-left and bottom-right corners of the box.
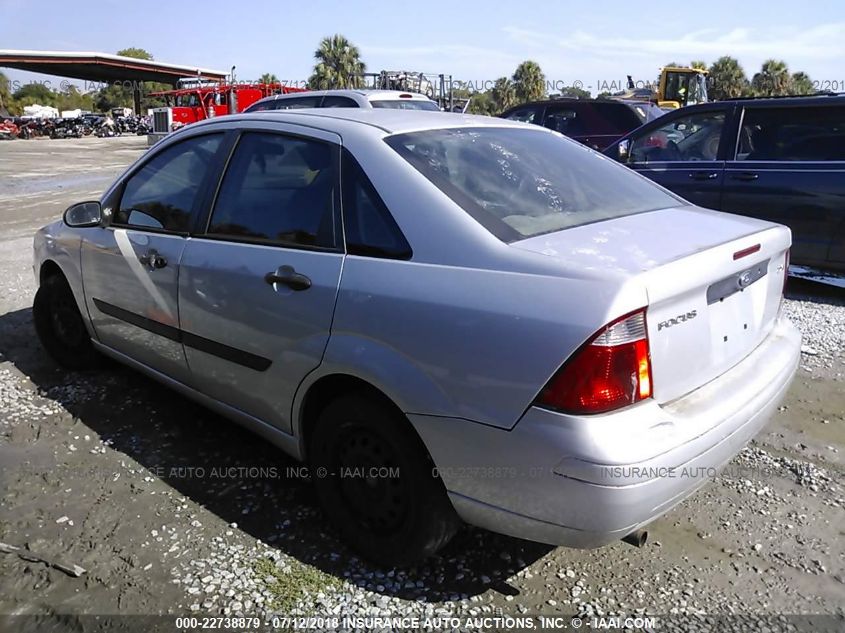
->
(500, 98), (664, 149)
(34, 110), (799, 566)
(605, 95), (845, 274)
(245, 89), (441, 112)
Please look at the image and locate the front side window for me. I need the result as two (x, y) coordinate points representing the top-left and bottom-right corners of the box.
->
(386, 127), (680, 242)
(207, 132), (336, 248)
(630, 110), (725, 162)
(737, 106), (845, 161)
(115, 134), (223, 232)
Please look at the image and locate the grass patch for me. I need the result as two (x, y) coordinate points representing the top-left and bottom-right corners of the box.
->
(252, 556), (341, 612)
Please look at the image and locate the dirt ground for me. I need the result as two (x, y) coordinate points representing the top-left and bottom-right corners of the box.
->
(0, 136), (842, 633)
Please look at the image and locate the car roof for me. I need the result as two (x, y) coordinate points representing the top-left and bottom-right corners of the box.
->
(192, 108), (533, 136)
(258, 89), (434, 102)
(678, 94), (845, 110)
(505, 98), (643, 109)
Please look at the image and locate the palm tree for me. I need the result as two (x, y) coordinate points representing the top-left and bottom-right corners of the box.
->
(308, 34), (365, 90)
(790, 71), (815, 95)
(707, 56), (750, 100)
(259, 73), (279, 85)
(491, 77), (516, 112)
(752, 59), (791, 96)
(512, 60), (546, 103)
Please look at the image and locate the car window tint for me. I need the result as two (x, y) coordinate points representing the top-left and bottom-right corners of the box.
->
(115, 134), (222, 232)
(737, 106), (845, 161)
(341, 151), (411, 259)
(208, 132), (336, 248)
(503, 106), (539, 124)
(321, 96), (358, 108)
(630, 111), (725, 163)
(387, 127), (680, 242)
(543, 107), (581, 135)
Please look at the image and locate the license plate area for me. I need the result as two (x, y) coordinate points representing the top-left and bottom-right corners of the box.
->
(707, 259), (770, 364)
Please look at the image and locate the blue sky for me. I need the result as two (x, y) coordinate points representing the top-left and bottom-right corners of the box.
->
(2, 0), (844, 94)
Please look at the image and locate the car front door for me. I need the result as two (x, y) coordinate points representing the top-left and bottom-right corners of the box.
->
(618, 106), (732, 209)
(178, 126), (344, 433)
(721, 103), (845, 270)
(81, 133), (225, 383)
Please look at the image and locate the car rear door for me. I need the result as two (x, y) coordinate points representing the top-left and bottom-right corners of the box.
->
(721, 102), (845, 270)
(177, 124), (344, 433)
(618, 105), (733, 210)
(81, 132), (226, 384)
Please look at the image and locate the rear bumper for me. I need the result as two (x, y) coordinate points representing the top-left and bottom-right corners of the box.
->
(410, 316), (801, 547)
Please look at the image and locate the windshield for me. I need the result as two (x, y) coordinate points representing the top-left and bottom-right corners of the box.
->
(664, 72), (708, 107)
(371, 100), (440, 111)
(386, 127), (680, 242)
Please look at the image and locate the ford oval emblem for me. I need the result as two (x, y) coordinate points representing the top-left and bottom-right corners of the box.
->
(738, 271), (753, 289)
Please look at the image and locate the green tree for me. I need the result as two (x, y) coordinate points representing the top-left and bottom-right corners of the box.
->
(12, 81), (55, 106)
(117, 47), (153, 60)
(790, 71), (815, 95)
(259, 73), (279, 84)
(0, 71), (15, 114)
(558, 86), (591, 99)
(491, 77), (516, 113)
(512, 60), (546, 103)
(707, 56), (750, 100)
(467, 90), (496, 116)
(691, 60), (708, 70)
(752, 59), (791, 96)
(308, 34), (365, 90)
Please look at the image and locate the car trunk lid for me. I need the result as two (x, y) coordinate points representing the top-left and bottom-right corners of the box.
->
(512, 206), (791, 403)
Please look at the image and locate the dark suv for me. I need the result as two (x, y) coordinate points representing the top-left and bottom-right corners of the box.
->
(500, 98), (664, 149)
(604, 95), (845, 273)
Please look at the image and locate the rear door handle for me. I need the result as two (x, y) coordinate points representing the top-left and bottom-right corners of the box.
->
(139, 249), (167, 269)
(688, 172), (719, 180)
(264, 265), (311, 291)
(730, 172), (759, 181)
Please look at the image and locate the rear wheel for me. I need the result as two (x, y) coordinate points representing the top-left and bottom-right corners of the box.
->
(309, 393), (460, 567)
(33, 273), (100, 369)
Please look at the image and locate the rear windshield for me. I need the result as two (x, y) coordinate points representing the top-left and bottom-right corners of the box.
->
(385, 127), (680, 241)
(371, 100), (440, 111)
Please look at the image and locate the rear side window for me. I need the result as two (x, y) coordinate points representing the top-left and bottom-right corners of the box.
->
(370, 100), (440, 111)
(321, 96), (358, 108)
(386, 127), (680, 241)
(545, 103), (641, 136)
(341, 151), (411, 259)
(503, 106), (540, 124)
(246, 96), (323, 112)
(207, 132), (336, 248)
(737, 106), (845, 161)
(115, 134), (222, 232)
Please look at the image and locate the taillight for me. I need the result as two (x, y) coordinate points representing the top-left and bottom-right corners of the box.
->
(536, 309), (652, 415)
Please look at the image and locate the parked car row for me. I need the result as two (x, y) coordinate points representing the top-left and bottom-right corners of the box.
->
(500, 94), (845, 274)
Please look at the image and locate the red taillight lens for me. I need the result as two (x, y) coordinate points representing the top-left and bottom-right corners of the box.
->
(536, 310), (652, 415)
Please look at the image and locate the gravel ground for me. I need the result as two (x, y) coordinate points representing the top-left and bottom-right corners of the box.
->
(0, 137), (843, 633)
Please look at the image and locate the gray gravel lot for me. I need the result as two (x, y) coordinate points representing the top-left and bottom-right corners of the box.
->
(0, 136), (843, 632)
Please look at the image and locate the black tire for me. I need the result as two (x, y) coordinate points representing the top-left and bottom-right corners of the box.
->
(309, 393), (460, 567)
(33, 273), (100, 369)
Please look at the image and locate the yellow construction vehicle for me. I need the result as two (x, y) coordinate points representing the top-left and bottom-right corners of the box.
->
(619, 67), (709, 109)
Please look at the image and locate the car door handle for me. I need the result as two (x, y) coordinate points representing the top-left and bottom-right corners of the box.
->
(730, 172), (759, 181)
(264, 265), (311, 291)
(688, 172), (719, 180)
(138, 249), (167, 269)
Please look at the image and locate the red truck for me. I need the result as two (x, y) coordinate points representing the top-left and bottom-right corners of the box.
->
(147, 80), (305, 145)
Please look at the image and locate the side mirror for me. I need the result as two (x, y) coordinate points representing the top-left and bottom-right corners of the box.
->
(617, 139), (631, 162)
(63, 201), (102, 227)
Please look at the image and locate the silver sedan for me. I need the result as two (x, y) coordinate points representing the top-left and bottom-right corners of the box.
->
(32, 109), (801, 566)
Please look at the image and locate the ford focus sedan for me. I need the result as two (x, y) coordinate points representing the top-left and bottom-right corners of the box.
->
(33, 109), (801, 566)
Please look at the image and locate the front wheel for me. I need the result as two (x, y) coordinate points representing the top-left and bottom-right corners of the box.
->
(309, 394), (460, 567)
(33, 273), (100, 369)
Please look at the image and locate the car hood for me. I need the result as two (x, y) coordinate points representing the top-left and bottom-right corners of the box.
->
(510, 206), (782, 276)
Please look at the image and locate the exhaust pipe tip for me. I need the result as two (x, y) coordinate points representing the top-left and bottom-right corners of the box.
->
(622, 529), (648, 548)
